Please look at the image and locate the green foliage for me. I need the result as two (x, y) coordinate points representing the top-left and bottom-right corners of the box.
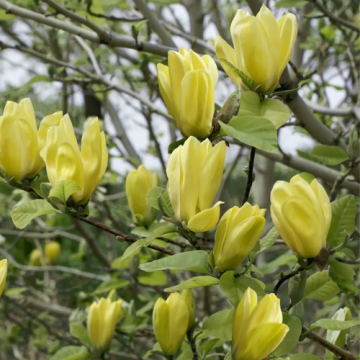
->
(146, 187), (175, 217)
(328, 259), (359, 295)
(49, 346), (90, 360)
(165, 276), (219, 292)
(310, 145), (349, 165)
(303, 271), (340, 301)
(49, 180), (81, 204)
(202, 308), (234, 341)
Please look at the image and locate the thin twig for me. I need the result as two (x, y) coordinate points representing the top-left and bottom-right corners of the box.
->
(273, 266), (305, 295)
(241, 147), (256, 205)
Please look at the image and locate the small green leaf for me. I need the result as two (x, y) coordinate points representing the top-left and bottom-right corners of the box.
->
(238, 91), (291, 129)
(134, 19), (148, 32)
(11, 200), (59, 229)
(112, 238), (153, 269)
(146, 187), (175, 217)
(299, 172), (315, 184)
(165, 276), (219, 292)
(139, 250), (210, 274)
(49, 346), (90, 360)
(168, 137), (187, 154)
(310, 319), (360, 331)
(69, 323), (92, 348)
(93, 278), (130, 295)
(202, 308), (234, 341)
(138, 271), (167, 286)
(327, 195), (356, 248)
(275, 0), (308, 8)
(328, 259), (359, 295)
(220, 271), (266, 306)
(273, 314), (302, 356)
(4, 287), (27, 297)
(49, 180), (81, 204)
(303, 271), (340, 301)
(251, 226), (279, 261)
(310, 145), (349, 165)
(289, 355), (321, 360)
(219, 116), (278, 153)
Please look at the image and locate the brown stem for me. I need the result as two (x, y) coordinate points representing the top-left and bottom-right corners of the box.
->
(241, 147), (256, 205)
(273, 266), (305, 295)
(302, 325), (357, 360)
(78, 217), (175, 256)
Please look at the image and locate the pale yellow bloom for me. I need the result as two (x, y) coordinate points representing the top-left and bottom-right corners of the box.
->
(326, 308), (352, 358)
(0, 98), (62, 181)
(167, 136), (226, 233)
(271, 175), (332, 258)
(215, 5), (297, 92)
(126, 165), (160, 226)
(157, 47), (218, 138)
(153, 293), (189, 355)
(233, 287), (288, 360)
(214, 203), (266, 272)
(41, 115), (108, 204)
(181, 289), (195, 330)
(45, 241), (61, 264)
(0, 259), (7, 297)
(87, 297), (124, 350)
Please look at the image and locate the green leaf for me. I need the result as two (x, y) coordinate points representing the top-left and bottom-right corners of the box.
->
(139, 250), (210, 274)
(69, 323), (92, 348)
(303, 271), (340, 301)
(310, 145), (349, 165)
(138, 271), (167, 286)
(49, 346), (90, 360)
(134, 19), (148, 32)
(219, 271), (266, 306)
(165, 276), (219, 292)
(219, 116), (278, 153)
(112, 238), (153, 269)
(328, 259), (359, 295)
(146, 187), (175, 217)
(168, 137), (187, 154)
(202, 308), (234, 341)
(310, 319), (360, 331)
(289, 355), (321, 360)
(251, 226), (279, 261)
(299, 172), (315, 184)
(327, 195), (356, 248)
(18, 74), (50, 93)
(49, 180), (81, 204)
(11, 200), (59, 229)
(4, 287), (27, 297)
(275, 0), (308, 8)
(238, 91), (291, 129)
(93, 278), (130, 295)
(260, 254), (297, 274)
(273, 314), (302, 356)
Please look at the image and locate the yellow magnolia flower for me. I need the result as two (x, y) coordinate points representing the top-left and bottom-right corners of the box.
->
(270, 175), (332, 258)
(215, 5), (297, 92)
(181, 289), (195, 331)
(29, 249), (42, 266)
(0, 259), (8, 297)
(153, 293), (189, 355)
(41, 115), (108, 204)
(157, 47), (218, 138)
(87, 297), (124, 350)
(214, 203), (266, 272)
(326, 307), (352, 354)
(233, 287), (289, 360)
(167, 136), (226, 233)
(126, 165), (160, 226)
(45, 241), (61, 264)
(0, 98), (62, 181)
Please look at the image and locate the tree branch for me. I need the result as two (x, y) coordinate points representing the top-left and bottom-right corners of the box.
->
(273, 266), (305, 294)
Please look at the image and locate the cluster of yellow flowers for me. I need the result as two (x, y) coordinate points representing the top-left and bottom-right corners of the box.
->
(0, 98), (108, 204)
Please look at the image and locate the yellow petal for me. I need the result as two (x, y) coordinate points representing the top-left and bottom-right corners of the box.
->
(59, 114), (80, 154)
(189, 49), (208, 71)
(19, 98), (37, 131)
(217, 215), (265, 272)
(233, 287), (257, 351)
(168, 51), (190, 120)
(239, 322), (289, 360)
(277, 13), (298, 77)
(180, 70), (214, 138)
(187, 201), (222, 233)
(88, 301), (101, 348)
(282, 196), (323, 258)
(179, 137), (203, 221)
(198, 141), (226, 211)
(232, 16), (278, 92)
(0, 259), (8, 297)
(153, 298), (171, 353)
(230, 9), (249, 35)
(181, 289), (195, 330)
(215, 35), (240, 87)
(45, 241), (60, 264)
(166, 146), (182, 221)
(201, 54), (218, 86)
